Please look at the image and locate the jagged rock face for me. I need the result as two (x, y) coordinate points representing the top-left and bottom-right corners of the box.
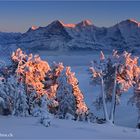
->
(0, 19), (140, 53)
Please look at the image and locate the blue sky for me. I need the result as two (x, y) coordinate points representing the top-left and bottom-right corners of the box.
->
(0, 1), (140, 32)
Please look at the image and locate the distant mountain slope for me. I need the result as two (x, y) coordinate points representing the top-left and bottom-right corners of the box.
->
(0, 19), (140, 53)
(0, 32), (21, 45)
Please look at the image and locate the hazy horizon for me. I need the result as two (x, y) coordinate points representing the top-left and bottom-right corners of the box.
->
(0, 1), (140, 33)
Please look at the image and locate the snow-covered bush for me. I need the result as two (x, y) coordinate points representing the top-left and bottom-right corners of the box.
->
(28, 92), (52, 127)
(39, 94), (52, 127)
(40, 113), (51, 127)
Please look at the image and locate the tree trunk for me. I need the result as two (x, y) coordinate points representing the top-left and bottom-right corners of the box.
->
(110, 66), (117, 123)
(100, 75), (109, 122)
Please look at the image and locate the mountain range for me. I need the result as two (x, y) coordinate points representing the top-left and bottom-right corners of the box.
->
(0, 19), (140, 53)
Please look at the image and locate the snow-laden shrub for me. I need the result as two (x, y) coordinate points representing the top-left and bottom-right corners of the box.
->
(28, 93), (52, 127)
(39, 94), (52, 127)
(40, 113), (51, 127)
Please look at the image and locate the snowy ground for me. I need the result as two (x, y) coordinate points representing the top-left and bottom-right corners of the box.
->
(0, 115), (140, 140)
(0, 50), (139, 139)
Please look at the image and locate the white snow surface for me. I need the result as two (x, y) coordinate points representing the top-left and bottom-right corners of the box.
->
(0, 115), (140, 140)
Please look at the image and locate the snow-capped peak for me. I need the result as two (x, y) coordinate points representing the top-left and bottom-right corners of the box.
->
(48, 20), (76, 28)
(45, 20), (93, 29)
(128, 18), (140, 27)
(119, 19), (140, 27)
(77, 19), (93, 27)
(31, 26), (38, 30)
(48, 20), (64, 27)
(127, 18), (139, 24)
(27, 26), (39, 32)
(62, 23), (76, 28)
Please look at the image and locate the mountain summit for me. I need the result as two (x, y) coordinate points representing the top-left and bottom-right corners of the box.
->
(118, 19), (140, 27)
(0, 19), (140, 53)
(76, 20), (93, 27)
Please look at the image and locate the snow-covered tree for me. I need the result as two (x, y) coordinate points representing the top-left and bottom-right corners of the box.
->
(11, 48), (28, 73)
(128, 67), (140, 127)
(10, 49), (52, 126)
(56, 69), (76, 119)
(0, 74), (28, 116)
(89, 56), (110, 122)
(6, 75), (20, 113)
(39, 94), (52, 127)
(27, 91), (52, 127)
(89, 50), (140, 124)
(0, 77), (8, 115)
(12, 82), (29, 116)
(3, 75), (29, 116)
(66, 67), (88, 121)
(12, 48), (51, 95)
(56, 67), (88, 121)
(45, 62), (64, 99)
(128, 88), (140, 128)
(28, 90), (40, 116)
(44, 62), (64, 113)
(29, 92), (51, 126)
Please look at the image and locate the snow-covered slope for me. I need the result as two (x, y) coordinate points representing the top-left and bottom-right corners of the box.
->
(0, 19), (140, 52)
(0, 116), (139, 139)
(0, 32), (21, 58)
(0, 32), (21, 45)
